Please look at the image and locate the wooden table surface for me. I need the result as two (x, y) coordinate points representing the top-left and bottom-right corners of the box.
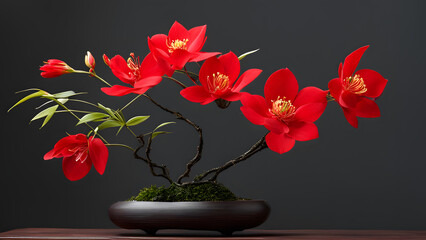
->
(1, 228), (426, 240)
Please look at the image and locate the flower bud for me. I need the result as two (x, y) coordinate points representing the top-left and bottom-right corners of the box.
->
(103, 54), (110, 67)
(85, 51), (95, 69)
(40, 59), (74, 78)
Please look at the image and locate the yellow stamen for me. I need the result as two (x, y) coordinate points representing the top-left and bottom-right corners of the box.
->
(167, 39), (189, 53)
(207, 72), (230, 94)
(126, 53), (141, 82)
(269, 96), (296, 121)
(343, 74), (367, 95)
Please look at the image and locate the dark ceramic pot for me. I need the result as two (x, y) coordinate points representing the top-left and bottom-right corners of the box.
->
(109, 200), (270, 235)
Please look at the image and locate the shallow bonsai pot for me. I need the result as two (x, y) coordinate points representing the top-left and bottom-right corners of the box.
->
(109, 200), (270, 235)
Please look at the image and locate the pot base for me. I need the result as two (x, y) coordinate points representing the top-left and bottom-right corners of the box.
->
(109, 200), (270, 235)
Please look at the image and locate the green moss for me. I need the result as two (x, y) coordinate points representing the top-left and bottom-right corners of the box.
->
(128, 182), (240, 201)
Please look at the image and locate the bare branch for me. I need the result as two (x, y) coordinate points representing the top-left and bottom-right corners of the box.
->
(195, 134), (268, 182)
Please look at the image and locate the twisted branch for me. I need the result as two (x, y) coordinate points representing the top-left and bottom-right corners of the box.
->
(133, 135), (173, 184)
(195, 134), (268, 182)
(142, 94), (203, 184)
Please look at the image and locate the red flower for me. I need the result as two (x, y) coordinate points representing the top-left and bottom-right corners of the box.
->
(240, 69), (328, 154)
(148, 21), (220, 75)
(44, 134), (108, 181)
(101, 53), (167, 96)
(180, 52), (262, 105)
(40, 59), (74, 78)
(328, 46), (388, 128)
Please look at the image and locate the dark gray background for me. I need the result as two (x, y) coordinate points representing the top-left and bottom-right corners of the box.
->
(1, 0), (425, 232)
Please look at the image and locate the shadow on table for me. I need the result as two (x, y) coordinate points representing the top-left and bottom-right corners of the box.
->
(119, 229), (297, 238)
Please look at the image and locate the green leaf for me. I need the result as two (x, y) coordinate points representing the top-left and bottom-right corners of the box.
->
(31, 105), (58, 121)
(77, 112), (110, 125)
(96, 120), (122, 130)
(98, 103), (118, 120)
(149, 122), (175, 139)
(116, 125), (124, 135)
(8, 90), (48, 112)
(152, 131), (171, 139)
(238, 49), (260, 61)
(153, 122), (175, 132)
(126, 116), (150, 126)
(36, 99), (68, 110)
(114, 110), (126, 123)
(31, 105), (59, 128)
(51, 91), (86, 98)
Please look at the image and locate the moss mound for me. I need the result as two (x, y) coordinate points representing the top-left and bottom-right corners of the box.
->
(128, 182), (239, 201)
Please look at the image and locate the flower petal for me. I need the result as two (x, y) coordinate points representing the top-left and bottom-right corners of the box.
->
(170, 49), (193, 70)
(264, 118), (289, 134)
(293, 102), (327, 123)
(44, 134), (85, 160)
(187, 25), (206, 52)
(199, 56), (224, 91)
(62, 154), (92, 181)
(356, 69), (388, 98)
(287, 121), (319, 141)
(221, 92), (241, 102)
(265, 132), (295, 154)
(180, 86), (214, 103)
(293, 86), (328, 108)
(108, 55), (133, 84)
(342, 45), (369, 80)
(140, 53), (167, 78)
(240, 106), (266, 125)
(190, 52), (221, 62)
(133, 76), (163, 89)
(264, 68), (299, 104)
(101, 85), (142, 96)
(342, 107), (358, 128)
(200, 97), (216, 105)
(148, 34), (169, 55)
(240, 94), (270, 118)
(355, 98), (381, 118)
(328, 78), (343, 100)
(89, 138), (108, 175)
(339, 91), (361, 108)
(218, 52), (240, 84)
(168, 21), (188, 41)
(232, 69), (262, 93)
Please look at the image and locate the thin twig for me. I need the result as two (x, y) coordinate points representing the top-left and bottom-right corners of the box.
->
(184, 66), (197, 83)
(142, 94), (203, 184)
(195, 134), (268, 182)
(164, 76), (188, 89)
(133, 135), (173, 184)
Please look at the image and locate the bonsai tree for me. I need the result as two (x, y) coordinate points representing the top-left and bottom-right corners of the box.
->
(9, 21), (388, 200)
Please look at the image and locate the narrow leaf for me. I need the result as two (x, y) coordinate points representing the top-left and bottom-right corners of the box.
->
(36, 99), (68, 110)
(31, 105), (59, 122)
(52, 91), (77, 98)
(152, 131), (171, 139)
(98, 103), (118, 120)
(126, 116), (150, 126)
(77, 112), (109, 125)
(153, 122), (175, 132)
(16, 88), (43, 94)
(238, 49), (260, 61)
(116, 125), (124, 135)
(41, 106), (59, 128)
(114, 110), (126, 124)
(8, 90), (48, 112)
(97, 120), (122, 130)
